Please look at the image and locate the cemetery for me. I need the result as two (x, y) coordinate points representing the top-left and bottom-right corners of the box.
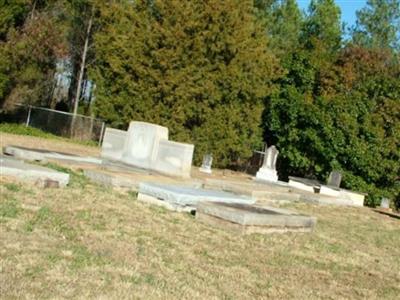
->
(1, 122), (399, 299)
(1, 120), (393, 234)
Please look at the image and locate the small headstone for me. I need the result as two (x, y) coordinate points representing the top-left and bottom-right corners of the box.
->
(199, 154), (213, 174)
(380, 198), (390, 209)
(327, 171), (342, 188)
(255, 145), (279, 182)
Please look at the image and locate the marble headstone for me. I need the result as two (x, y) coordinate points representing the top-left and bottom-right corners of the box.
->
(121, 121), (168, 169)
(380, 198), (390, 209)
(101, 128), (127, 161)
(327, 170), (342, 188)
(199, 154), (213, 174)
(255, 145), (279, 182)
(152, 140), (194, 178)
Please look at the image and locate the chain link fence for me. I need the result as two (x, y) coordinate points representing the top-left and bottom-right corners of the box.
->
(4, 104), (105, 144)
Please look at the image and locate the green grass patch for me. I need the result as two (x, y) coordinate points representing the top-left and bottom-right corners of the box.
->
(0, 197), (20, 218)
(25, 206), (77, 240)
(0, 123), (98, 147)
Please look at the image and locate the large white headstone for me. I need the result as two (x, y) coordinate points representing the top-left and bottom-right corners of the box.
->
(255, 145), (279, 182)
(121, 121), (168, 169)
(101, 128), (127, 161)
(153, 140), (194, 178)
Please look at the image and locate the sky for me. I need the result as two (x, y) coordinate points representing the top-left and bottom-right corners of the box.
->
(297, 0), (368, 27)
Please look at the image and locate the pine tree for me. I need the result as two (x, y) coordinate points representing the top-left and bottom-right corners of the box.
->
(352, 0), (400, 51)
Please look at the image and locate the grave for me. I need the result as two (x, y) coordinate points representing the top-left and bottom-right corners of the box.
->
(196, 201), (317, 234)
(327, 170), (342, 188)
(204, 178), (300, 203)
(138, 182), (255, 209)
(3, 145), (102, 164)
(101, 128), (127, 161)
(121, 121), (168, 169)
(288, 176), (319, 193)
(199, 154), (213, 174)
(255, 145), (279, 182)
(152, 140), (194, 178)
(0, 156), (70, 187)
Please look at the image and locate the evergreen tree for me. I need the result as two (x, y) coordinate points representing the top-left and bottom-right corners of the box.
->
(302, 0), (342, 54)
(92, 0), (280, 167)
(352, 0), (400, 51)
(268, 0), (303, 56)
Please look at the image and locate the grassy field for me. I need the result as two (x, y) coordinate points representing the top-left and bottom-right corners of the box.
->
(1, 135), (399, 299)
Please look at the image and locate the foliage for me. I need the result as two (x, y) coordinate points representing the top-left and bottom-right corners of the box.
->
(352, 0), (400, 51)
(0, 1), (68, 110)
(92, 0), (280, 166)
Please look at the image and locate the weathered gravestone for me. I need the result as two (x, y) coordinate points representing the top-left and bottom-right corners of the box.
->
(255, 145), (279, 182)
(327, 170), (342, 188)
(101, 128), (127, 161)
(199, 154), (213, 174)
(152, 140), (194, 178)
(121, 121), (168, 169)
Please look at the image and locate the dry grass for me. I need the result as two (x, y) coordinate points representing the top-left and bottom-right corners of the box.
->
(1, 169), (399, 299)
(0, 132), (100, 157)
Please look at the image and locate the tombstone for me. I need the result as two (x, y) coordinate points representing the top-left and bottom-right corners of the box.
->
(380, 198), (390, 209)
(327, 170), (342, 188)
(199, 154), (213, 174)
(120, 121), (168, 169)
(101, 128), (127, 161)
(152, 140), (194, 178)
(255, 145), (279, 182)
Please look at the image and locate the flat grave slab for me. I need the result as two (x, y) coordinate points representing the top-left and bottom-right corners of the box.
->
(3, 145), (102, 164)
(196, 201), (317, 234)
(0, 156), (69, 187)
(138, 182), (255, 208)
(204, 178), (299, 203)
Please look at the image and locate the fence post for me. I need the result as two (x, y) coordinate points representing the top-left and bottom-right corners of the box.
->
(26, 106), (32, 127)
(98, 122), (105, 147)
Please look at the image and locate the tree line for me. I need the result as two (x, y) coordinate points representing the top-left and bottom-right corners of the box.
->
(0, 0), (399, 206)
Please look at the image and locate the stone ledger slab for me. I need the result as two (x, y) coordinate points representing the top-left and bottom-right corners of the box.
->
(138, 182), (255, 207)
(0, 156), (70, 187)
(121, 121), (168, 169)
(3, 145), (102, 164)
(153, 140), (194, 178)
(101, 128), (127, 161)
(196, 201), (317, 234)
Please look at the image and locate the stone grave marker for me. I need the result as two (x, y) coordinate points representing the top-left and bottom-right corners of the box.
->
(255, 145), (279, 182)
(152, 140), (194, 178)
(327, 170), (342, 188)
(101, 128), (127, 161)
(199, 154), (213, 174)
(196, 201), (317, 234)
(121, 121), (168, 169)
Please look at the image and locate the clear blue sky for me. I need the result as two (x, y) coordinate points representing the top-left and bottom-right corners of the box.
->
(297, 0), (368, 27)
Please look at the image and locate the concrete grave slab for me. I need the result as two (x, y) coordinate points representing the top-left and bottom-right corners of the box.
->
(121, 121), (168, 169)
(83, 169), (138, 189)
(0, 156), (69, 187)
(101, 128), (127, 161)
(196, 201), (317, 234)
(204, 178), (300, 203)
(138, 182), (255, 208)
(3, 145), (102, 164)
(153, 140), (194, 178)
(137, 193), (195, 213)
(288, 176), (320, 193)
(339, 189), (366, 207)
